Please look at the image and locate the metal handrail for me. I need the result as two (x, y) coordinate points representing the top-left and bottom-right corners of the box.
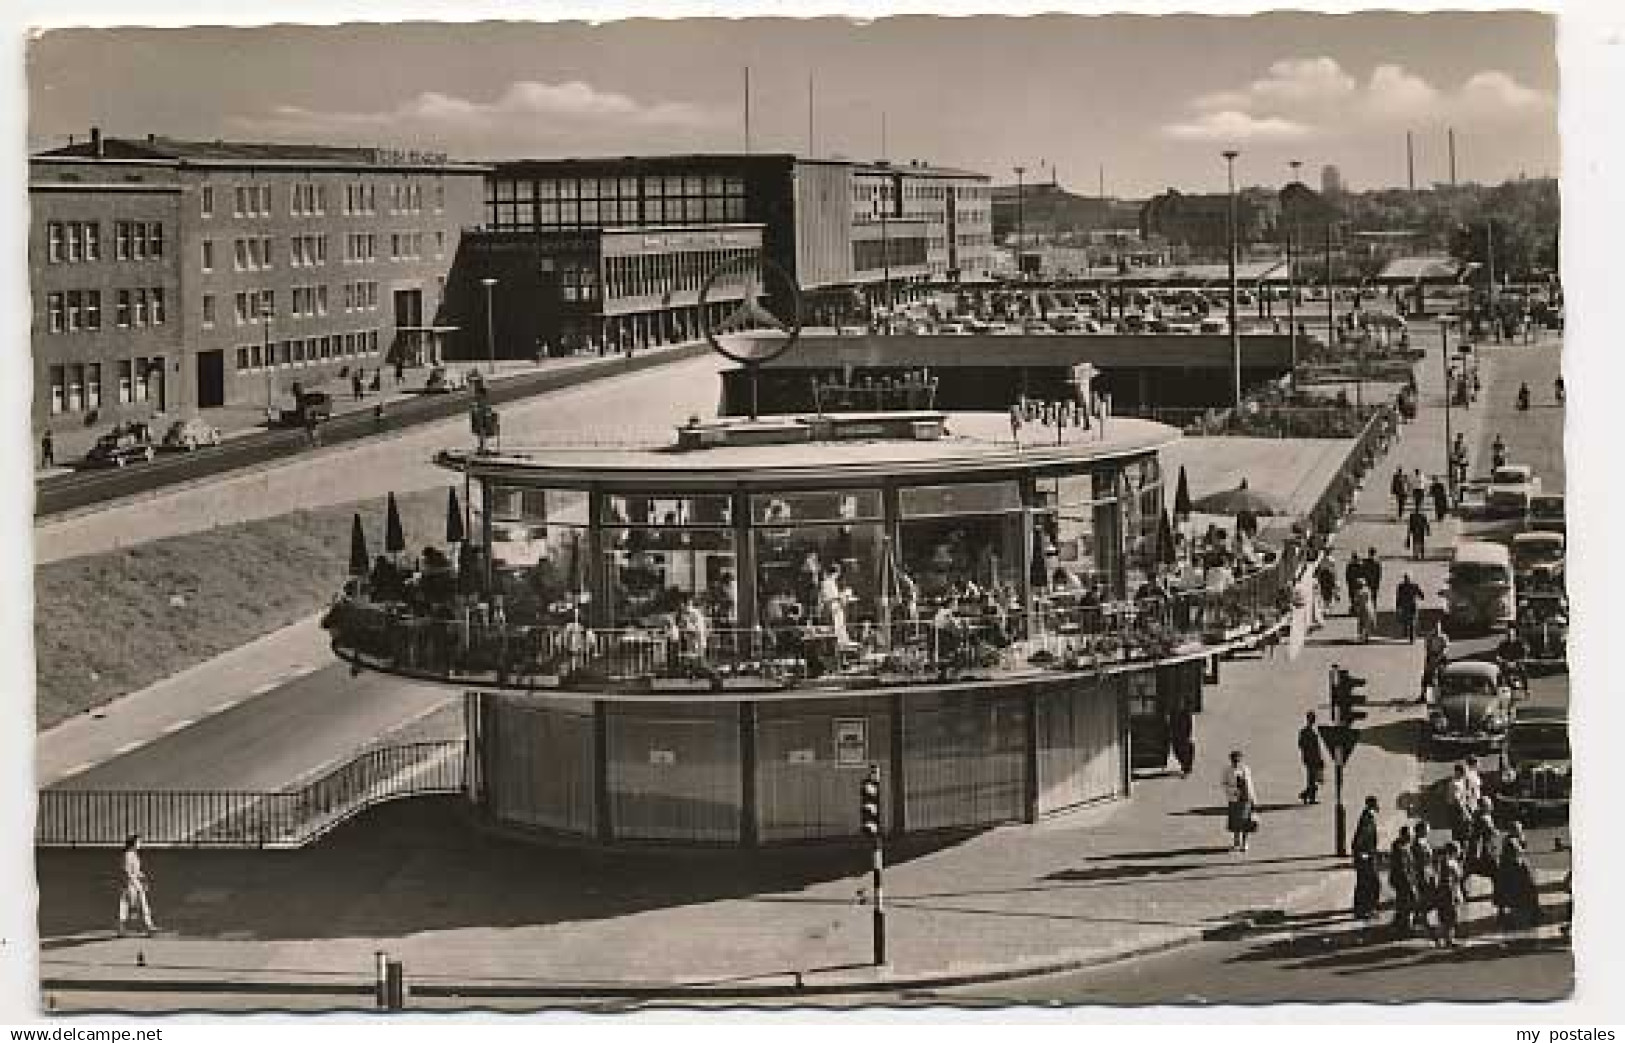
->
(36, 741), (464, 849)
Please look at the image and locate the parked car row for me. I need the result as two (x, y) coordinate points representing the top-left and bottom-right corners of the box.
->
(1424, 663), (1569, 821)
(83, 417), (224, 468)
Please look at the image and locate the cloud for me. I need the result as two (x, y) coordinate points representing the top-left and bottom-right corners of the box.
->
(1166, 57), (1553, 142)
(1163, 110), (1313, 142)
(229, 80), (729, 156)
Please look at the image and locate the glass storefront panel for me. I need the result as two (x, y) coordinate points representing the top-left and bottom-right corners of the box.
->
(602, 527), (738, 630)
(750, 490), (882, 525)
(754, 523), (885, 640)
(898, 513), (1024, 607)
(605, 493), (732, 528)
(902, 690), (1028, 830)
(606, 703), (741, 842)
(899, 481), (1021, 518)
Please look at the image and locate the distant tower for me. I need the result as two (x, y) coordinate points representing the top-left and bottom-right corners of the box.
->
(1320, 164), (1343, 196)
(1448, 127), (1458, 186)
(1406, 131), (1416, 191)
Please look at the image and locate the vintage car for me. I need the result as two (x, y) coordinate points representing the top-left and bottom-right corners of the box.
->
(159, 417), (222, 452)
(84, 421), (156, 468)
(1487, 706), (1570, 822)
(277, 390), (334, 428)
(1426, 660), (1517, 750)
(1444, 541), (1517, 635)
(423, 365), (470, 395)
(1510, 530), (1565, 590)
(1526, 492), (1566, 535)
(1518, 593), (1569, 670)
(1487, 464), (1541, 517)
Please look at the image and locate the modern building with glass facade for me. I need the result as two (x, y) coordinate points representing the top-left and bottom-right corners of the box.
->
(324, 410), (1293, 847)
(29, 131), (487, 438)
(442, 154), (993, 359)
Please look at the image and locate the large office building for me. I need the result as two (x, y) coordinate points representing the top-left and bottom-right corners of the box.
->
(442, 154), (992, 360)
(29, 130), (486, 439)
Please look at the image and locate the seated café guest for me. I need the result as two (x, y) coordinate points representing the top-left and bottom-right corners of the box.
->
(932, 597), (964, 656)
(1052, 567), (1084, 593)
(676, 595), (709, 660)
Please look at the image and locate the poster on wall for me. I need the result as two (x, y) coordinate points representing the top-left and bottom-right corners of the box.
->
(833, 718), (868, 767)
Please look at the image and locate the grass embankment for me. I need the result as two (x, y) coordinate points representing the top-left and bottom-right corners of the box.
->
(34, 490), (450, 730)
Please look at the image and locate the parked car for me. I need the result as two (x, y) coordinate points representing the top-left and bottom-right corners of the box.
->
(1486, 706), (1570, 822)
(1525, 492), (1565, 535)
(1517, 592), (1568, 671)
(1444, 541), (1517, 634)
(1426, 660), (1517, 750)
(1487, 464), (1541, 517)
(1509, 531), (1565, 590)
(159, 417), (222, 452)
(85, 421), (157, 468)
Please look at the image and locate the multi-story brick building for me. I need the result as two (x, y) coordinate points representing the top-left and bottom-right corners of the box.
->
(444, 154), (991, 360)
(29, 130), (486, 442)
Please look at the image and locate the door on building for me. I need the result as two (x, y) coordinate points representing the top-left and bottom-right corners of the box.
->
(196, 350), (226, 409)
(393, 289), (424, 366)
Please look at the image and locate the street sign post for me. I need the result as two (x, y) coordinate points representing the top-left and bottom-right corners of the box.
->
(1319, 721), (1360, 857)
(859, 765), (886, 966)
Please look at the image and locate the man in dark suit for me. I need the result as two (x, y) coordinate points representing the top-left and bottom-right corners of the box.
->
(1297, 711), (1325, 805)
(1352, 796), (1382, 920)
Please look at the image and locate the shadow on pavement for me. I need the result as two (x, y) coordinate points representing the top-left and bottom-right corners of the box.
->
(36, 797), (970, 945)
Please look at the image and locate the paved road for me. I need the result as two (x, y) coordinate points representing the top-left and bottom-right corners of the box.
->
(35, 345), (706, 519)
(48, 664), (454, 793)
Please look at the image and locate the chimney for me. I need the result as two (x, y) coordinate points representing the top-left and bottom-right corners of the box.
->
(147, 133), (156, 145)
(90, 126), (103, 158)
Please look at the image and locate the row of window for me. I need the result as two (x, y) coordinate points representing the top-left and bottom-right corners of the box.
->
(292, 234), (329, 267)
(853, 237), (929, 272)
(44, 287), (167, 334)
(488, 195), (748, 231)
(233, 330), (381, 372)
(290, 285), (330, 317)
(45, 221), (167, 263)
(342, 281), (381, 311)
(233, 236), (275, 272)
(47, 356), (164, 416)
(490, 175), (747, 204)
(602, 247), (759, 302)
(346, 233), (378, 263)
(199, 181), (448, 220)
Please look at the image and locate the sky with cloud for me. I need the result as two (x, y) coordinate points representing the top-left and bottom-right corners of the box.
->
(27, 12), (1556, 197)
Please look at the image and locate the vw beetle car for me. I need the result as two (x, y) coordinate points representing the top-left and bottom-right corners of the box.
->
(1487, 706), (1570, 822)
(1518, 593), (1569, 671)
(85, 421), (156, 468)
(1510, 531), (1565, 592)
(1487, 464), (1541, 518)
(1426, 660), (1516, 750)
(160, 417), (222, 452)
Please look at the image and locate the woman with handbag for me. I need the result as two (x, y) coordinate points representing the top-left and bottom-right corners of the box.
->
(1220, 749), (1258, 853)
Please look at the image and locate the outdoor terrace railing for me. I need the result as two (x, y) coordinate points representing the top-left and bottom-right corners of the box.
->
(325, 556), (1292, 694)
(37, 741), (464, 849)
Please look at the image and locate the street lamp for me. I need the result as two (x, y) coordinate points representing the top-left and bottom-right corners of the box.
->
(1441, 314), (1457, 498)
(1013, 165), (1027, 280)
(262, 311), (274, 423)
(1286, 160), (1302, 380)
(479, 277), (498, 375)
(1223, 150), (1241, 412)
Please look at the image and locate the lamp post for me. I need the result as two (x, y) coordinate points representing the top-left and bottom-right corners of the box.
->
(1485, 220), (1500, 344)
(1223, 150), (1241, 412)
(1013, 165), (1027, 281)
(1442, 315), (1456, 498)
(262, 312), (274, 422)
(480, 277), (498, 374)
(1286, 160), (1302, 381)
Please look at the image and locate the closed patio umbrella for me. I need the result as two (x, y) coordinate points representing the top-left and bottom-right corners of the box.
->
(348, 513), (369, 577)
(1157, 508), (1178, 567)
(385, 491), (406, 555)
(1174, 466), (1193, 521)
(445, 487), (466, 545)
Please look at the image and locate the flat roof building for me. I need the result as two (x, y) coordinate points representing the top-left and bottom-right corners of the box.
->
(30, 130), (487, 442)
(444, 154), (992, 360)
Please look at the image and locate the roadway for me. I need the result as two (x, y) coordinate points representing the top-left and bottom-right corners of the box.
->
(39, 351), (726, 796)
(35, 345), (706, 519)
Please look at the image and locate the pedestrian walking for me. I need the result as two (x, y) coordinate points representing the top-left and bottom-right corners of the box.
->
(1446, 762), (1475, 841)
(1492, 433), (1507, 470)
(1464, 797), (1500, 897)
(1411, 821), (1437, 933)
(1389, 824), (1419, 936)
(1168, 698), (1196, 778)
(1410, 468), (1426, 514)
(40, 427), (55, 469)
(1495, 821), (1541, 930)
(1297, 711), (1325, 805)
(1351, 579), (1376, 643)
(1406, 509), (1431, 560)
(352, 369), (364, 401)
(1220, 750), (1258, 854)
(1317, 553), (1341, 612)
(1421, 620), (1450, 701)
(1429, 475), (1450, 523)
(1390, 467), (1410, 521)
(1364, 548), (1383, 602)
(1352, 795), (1382, 920)
(1395, 573), (1424, 642)
(116, 834), (156, 938)
(1432, 842), (1468, 948)
(1555, 376), (1565, 405)
(1344, 556), (1364, 618)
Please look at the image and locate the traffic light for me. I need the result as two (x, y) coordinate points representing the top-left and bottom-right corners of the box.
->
(1328, 665), (1368, 725)
(859, 767), (883, 839)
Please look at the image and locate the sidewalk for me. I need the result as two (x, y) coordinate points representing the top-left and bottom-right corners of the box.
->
(37, 345), (697, 478)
